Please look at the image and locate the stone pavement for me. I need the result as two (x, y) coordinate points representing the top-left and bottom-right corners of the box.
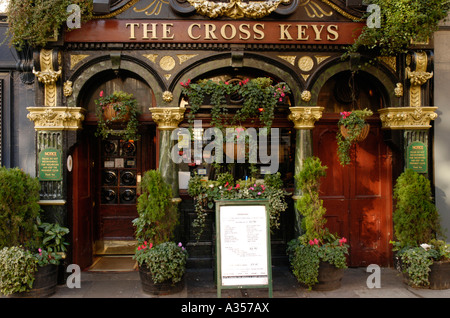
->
(50, 266), (450, 299)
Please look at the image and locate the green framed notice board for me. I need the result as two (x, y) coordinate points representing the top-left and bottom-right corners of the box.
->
(38, 147), (62, 181)
(407, 141), (428, 173)
(215, 199), (272, 298)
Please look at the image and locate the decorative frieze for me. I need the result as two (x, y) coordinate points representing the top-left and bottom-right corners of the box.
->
(27, 107), (86, 131)
(378, 107), (438, 130)
(288, 106), (324, 129)
(150, 107), (186, 130)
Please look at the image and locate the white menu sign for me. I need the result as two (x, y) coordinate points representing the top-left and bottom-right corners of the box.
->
(219, 205), (269, 286)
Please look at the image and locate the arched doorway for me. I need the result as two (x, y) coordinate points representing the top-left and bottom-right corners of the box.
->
(70, 69), (157, 269)
(313, 70), (393, 267)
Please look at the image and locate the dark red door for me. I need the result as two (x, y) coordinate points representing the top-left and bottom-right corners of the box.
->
(71, 131), (94, 270)
(314, 119), (393, 267)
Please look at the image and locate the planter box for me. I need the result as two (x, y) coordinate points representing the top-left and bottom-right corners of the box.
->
(429, 260), (450, 290)
(11, 264), (58, 298)
(138, 264), (184, 295)
(312, 262), (345, 291)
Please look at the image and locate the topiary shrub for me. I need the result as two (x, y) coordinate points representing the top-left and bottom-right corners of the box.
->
(393, 169), (441, 249)
(132, 170), (178, 246)
(0, 167), (41, 249)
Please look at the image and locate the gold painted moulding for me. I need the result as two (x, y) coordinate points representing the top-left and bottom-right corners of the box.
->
(378, 107), (438, 130)
(149, 107), (186, 130)
(27, 107), (86, 131)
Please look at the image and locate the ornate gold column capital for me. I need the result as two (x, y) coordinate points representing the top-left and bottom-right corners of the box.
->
(378, 107), (438, 130)
(150, 107), (186, 130)
(288, 106), (324, 130)
(27, 107), (86, 131)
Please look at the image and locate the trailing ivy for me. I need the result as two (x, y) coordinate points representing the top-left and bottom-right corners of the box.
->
(346, 0), (450, 57)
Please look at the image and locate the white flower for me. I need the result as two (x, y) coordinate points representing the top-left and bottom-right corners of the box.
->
(420, 243), (432, 251)
(209, 184), (214, 188)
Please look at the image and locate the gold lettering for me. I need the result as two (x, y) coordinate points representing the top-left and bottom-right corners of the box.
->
(311, 25), (324, 41)
(253, 23), (265, 40)
(327, 25), (339, 41)
(205, 24), (218, 40)
(296, 25), (309, 41)
(239, 24), (251, 40)
(221, 24), (236, 40)
(142, 23), (158, 40)
(188, 23), (201, 40)
(126, 23), (139, 40)
(279, 24), (292, 40)
(162, 23), (174, 39)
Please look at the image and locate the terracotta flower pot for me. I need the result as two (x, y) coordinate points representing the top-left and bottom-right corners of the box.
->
(340, 123), (370, 142)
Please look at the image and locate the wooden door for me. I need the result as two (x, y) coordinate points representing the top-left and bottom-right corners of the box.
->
(313, 120), (393, 267)
(71, 131), (94, 270)
(94, 127), (156, 254)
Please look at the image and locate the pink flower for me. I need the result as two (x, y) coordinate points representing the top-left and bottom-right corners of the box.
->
(100, 90), (104, 97)
(235, 184), (240, 189)
(339, 237), (347, 246)
(279, 97), (283, 102)
(314, 238), (319, 245)
(257, 192), (261, 195)
(309, 240), (314, 246)
(178, 242), (183, 247)
(250, 187), (254, 190)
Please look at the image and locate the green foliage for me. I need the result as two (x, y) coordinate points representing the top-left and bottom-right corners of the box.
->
(295, 157), (328, 241)
(336, 109), (373, 166)
(133, 170), (178, 246)
(400, 246), (434, 288)
(5, 0), (93, 50)
(287, 234), (349, 289)
(187, 172), (288, 240)
(135, 241), (188, 285)
(181, 77), (290, 130)
(0, 246), (37, 296)
(346, 0), (450, 57)
(393, 169), (441, 249)
(0, 167), (41, 249)
(95, 91), (140, 141)
(38, 221), (70, 254)
(289, 157), (348, 288)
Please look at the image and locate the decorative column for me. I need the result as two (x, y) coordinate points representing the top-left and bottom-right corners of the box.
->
(27, 48), (86, 224)
(288, 105), (324, 236)
(379, 51), (437, 176)
(149, 104), (185, 198)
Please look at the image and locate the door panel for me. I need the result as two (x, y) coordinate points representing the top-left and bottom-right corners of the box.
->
(314, 122), (393, 267)
(71, 132), (94, 270)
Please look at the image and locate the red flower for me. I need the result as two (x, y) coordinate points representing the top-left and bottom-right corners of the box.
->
(99, 90), (104, 97)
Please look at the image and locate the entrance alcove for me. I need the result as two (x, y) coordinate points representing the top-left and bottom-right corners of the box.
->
(313, 69), (395, 267)
(70, 68), (157, 270)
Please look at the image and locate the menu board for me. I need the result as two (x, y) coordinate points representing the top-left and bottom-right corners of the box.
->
(216, 200), (272, 297)
(38, 148), (62, 181)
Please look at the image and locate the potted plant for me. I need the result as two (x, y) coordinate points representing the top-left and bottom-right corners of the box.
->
(132, 170), (186, 295)
(392, 169), (449, 289)
(94, 90), (140, 141)
(180, 77), (290, 131)
(344, 0), (450, 58)
(336, 108), (373, 166)
(287, 156), (349, 290)
(4, 0), (93, 50)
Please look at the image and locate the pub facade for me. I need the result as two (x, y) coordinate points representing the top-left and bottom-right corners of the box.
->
(3, 0), (441, 270)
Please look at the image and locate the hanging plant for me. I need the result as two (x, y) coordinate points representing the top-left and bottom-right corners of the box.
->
(95, 91), (140, 141)
(4, 0), (93, 50)
(336, 109), (373, 166)
(180, 77), (290, 131)
(345, 0), (450, 58)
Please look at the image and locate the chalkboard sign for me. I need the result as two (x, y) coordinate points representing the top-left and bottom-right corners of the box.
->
(38, 148), (62, 181)
(407, 141), (428, 173)
(215, 199), (272, 297)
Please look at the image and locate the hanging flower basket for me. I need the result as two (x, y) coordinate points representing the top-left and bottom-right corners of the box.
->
(340, 123), (370, 142)
(336, 109), (373, 166)
(95, 90), (140, 141)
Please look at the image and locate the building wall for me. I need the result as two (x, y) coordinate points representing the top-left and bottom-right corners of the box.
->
(434, 21), (450, 239)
